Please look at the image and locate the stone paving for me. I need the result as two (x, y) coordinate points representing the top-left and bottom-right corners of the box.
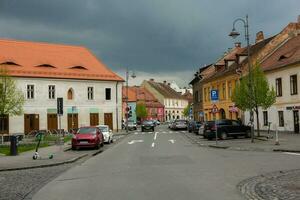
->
(238, 169), (300, 200)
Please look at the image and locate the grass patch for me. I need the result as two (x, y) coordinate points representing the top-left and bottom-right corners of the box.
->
(37, 134), (73, 143)
(0, 143), (49, 156)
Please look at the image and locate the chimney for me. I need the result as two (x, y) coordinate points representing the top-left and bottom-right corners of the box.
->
(255, 31), (264, 43)
(163, 80), (167, 84)
(149, 78), (154, 82)
(234, 42), (241, 48)
(167, 83), (171, 86)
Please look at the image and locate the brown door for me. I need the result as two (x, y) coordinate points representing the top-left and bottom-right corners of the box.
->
(104, 113), (113, 130)
(24, 114), (39, 134)
(0, 114), (9, 135)
(294, 110), (299, 133)
(90, 113), (99, 126)
(68, 113), (78, 131)
(47, 114), (58, 131)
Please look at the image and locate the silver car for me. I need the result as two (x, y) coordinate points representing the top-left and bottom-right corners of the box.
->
(97, 125), (113, 144)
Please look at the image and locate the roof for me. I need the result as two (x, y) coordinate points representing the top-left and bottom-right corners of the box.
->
(122, 86), (137, 102)
(146, 80), (184, 99)
(0, 38), (123, 81)
(261, 34), (300, 71)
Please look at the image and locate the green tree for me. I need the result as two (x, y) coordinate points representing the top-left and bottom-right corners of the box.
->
(136, 102), (147, 120)
(232, 63), (276, 137)
(0, 68), (25, 129)
(183, 104), (190, 117)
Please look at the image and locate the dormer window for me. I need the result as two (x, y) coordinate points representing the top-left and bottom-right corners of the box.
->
(278, 55), (287, 61)
(0, 61), (20, 66)
(69, 66), (88, 70)
(36, 64), (56, 68)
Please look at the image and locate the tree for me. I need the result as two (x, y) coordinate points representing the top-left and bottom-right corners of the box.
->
(183, 104), (191, 117)
(136, 102), (147, 120)
(0, 68), (25, 130)
(232, 63), (276, 137)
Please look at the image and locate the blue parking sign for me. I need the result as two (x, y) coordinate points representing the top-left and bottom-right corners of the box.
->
(211, 90), (219, 102)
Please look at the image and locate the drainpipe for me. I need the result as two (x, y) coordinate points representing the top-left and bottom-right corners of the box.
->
(115, 81), (119, 132)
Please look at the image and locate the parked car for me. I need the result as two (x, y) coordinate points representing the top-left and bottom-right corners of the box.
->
(153, 120), (160, 126)
(188, 121), (202, 133)
(127, 120), (137, 130)
(171, 119), (188, 130)
(141, 120), (155, 132)
(72, 126), (104, 150)
(97, 125), (113, 144)
(203, 119), (251, 140)
(168, 120), (175, 129)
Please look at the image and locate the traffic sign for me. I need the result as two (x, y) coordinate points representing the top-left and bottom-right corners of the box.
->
(211, 104), (218, 113)
(57, 98), (63, 115)
(210, 90), (219, 102)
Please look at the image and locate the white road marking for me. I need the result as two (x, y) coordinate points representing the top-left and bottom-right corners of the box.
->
(142, 132), (145, 135)
(162, 131), (166, 133)
(283, 152), (300, 156)
(128, 140), (144, 144)
(168, 139), (175, 144)
(154, 132), (158, 140)
(134, 132), (138, 135)
(151, 142), (155, 147)
(169, 131), (173, 133)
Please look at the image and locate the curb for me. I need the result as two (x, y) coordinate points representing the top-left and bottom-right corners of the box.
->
(208, 145), (229, 149)
(273, 149), (300, 153)
(0, 153), (88, 172)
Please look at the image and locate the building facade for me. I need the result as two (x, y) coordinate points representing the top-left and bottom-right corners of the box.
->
(0, 39), (123, 135)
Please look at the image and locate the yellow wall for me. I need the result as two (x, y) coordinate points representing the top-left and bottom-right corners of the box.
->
(202, 74), (240, 121)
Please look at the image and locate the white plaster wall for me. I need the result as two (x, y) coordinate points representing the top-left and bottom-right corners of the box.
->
(9, 77), (123, 134)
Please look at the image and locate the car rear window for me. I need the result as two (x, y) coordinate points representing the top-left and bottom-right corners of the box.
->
(77, 127), (97, 134)
(143, 120), (153, 125)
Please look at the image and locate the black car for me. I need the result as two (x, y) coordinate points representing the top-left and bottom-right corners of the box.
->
(203, 119), (251, 140)
(188, 121), (202, 134)
(141, 120), (155, 132)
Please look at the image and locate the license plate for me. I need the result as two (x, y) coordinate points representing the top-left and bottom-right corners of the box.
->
(80, 141), (89, 144)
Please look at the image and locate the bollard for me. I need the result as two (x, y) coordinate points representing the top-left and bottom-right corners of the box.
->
(275, 128), (280, 145)
(10, 135), (18, 156)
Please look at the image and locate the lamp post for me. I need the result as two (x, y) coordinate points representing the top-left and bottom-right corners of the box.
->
(125, 67), (136, 133)
(229, 15), (254, 143)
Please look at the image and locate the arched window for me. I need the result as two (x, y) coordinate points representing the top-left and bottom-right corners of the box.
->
(67, 88), (74, 100)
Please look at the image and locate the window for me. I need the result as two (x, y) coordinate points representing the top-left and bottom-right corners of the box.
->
(48, 85), (55, 99)
(276, 78), (282, 97)
(67, 88), (73, 100)
(222, 83), (226, 100)
(105, 88), (111, 100)
(27, 85), (34, 99)
(290, 74), (298, 95)
(278, 111), (284, 127)
(228, 82), (232, 98)
(204, 88), (207, 102)
(263, 111), (268, 126)
(194, 91), (199, 102)
(88, 87), (94, 100)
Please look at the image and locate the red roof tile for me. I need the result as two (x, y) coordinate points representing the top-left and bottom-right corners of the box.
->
(0, 38), (123, 81)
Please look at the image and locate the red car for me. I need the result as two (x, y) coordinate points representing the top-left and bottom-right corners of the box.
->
(72, 126), (104, 150)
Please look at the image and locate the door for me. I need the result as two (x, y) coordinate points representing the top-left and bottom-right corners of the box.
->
(0, 114), (9, 135)
(104, 113), (113, 130)
(90, 113), (99, 126)
(294, 110), (299, 133)
(24, 114), (39, 134)
(47, 114), (58, 131)
(67, 113), (78, 132)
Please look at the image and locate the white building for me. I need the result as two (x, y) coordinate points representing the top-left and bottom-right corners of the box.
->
(0, 39), (123, 135)
(169, 81), (192, 95)
(142, 79), (189, 121)
(245, 33), (300, 133)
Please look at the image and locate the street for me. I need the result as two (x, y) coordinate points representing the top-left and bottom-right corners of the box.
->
(33, 125), (300, 200)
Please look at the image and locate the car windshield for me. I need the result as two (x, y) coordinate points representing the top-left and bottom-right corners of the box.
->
(77, 127), (97, 134)
(143, 120), (153, 125)
(98, 126), (109, 132)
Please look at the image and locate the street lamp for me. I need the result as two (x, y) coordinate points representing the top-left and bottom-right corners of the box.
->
(125, 67), (136, 133)
(229, 15), (255, 143)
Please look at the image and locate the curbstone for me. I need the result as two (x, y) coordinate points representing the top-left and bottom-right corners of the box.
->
(0, 153), (88, 172)
(208, 145), (229, 149)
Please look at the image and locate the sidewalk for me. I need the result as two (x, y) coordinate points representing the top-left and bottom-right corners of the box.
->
(0, 143), (88, 171)
(185, 131), (300, 152)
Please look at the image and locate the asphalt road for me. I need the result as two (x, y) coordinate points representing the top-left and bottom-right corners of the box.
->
(33, 125), (300, 200)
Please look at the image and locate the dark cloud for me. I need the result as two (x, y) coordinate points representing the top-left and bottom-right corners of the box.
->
(0, 0), (299, 85)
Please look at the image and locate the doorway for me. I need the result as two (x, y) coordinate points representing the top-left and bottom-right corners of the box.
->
(104, 113), (113, 130)
(24, 114), (39, 134)
(68, 113), (78, 131)
(219, 108), (226, 119)
(90, 113), (99, 126)
(293, 110), (299, 133)
(47, 114), (58, 131)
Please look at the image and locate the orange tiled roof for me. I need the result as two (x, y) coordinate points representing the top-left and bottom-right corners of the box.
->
(122, 86), (137, 102)
(0, 38), (123, 81)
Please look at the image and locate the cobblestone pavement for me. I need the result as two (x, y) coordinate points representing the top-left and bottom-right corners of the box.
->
(238, 169), (300, 200)
(0, 134), (128, 200)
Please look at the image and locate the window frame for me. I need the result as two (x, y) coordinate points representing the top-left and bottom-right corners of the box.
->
(263, 111), (268, 126)
(105, 88), (112, 100)
(27, 84), (35, 99)
(87, 86), (94, 100)
(275, 78), (282, 97)
(290, 74), (298, 95)
(278, 111), (284, 127)
(48, 85), (56, 100)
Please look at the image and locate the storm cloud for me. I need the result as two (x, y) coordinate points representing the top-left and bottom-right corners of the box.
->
(0, 0), (299, 85)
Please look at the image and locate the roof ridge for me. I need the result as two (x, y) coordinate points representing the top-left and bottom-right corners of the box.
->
(0, 37), (86, 50)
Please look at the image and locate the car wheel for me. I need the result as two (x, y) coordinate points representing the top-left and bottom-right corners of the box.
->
(188, 129), (191, 133)
(111, 138), (114, 143)
(95, 143), (100, 149)
(152, 128), (154, 132)
(245, 130), (251, 138)
(72, 146), (76, 150)
(141, 128), (144, 132)
(220, 132), (227, 140)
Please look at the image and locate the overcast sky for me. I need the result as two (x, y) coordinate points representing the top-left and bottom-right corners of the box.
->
(0, 0), (299, 86)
